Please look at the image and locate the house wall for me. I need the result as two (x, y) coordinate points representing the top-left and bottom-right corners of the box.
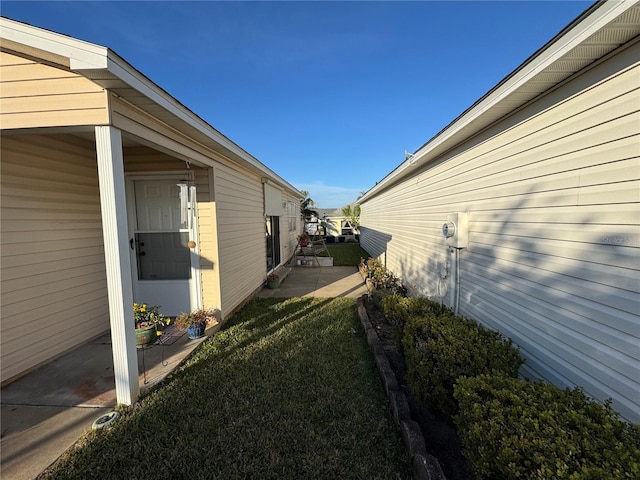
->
(109, 94), (280, 320)
(281, 192), (301, 264)
(359, 41), (640, 422)
(197, 169), (220, 311)
(0, 44), (300, 383)
(122, 146), (221, 313)
(213, 163), (265, 317)
(213, 168), (300, 318)
(0, 133), (110, 384)
(0, 51), (109, 129)
(323, 217), (343, 237)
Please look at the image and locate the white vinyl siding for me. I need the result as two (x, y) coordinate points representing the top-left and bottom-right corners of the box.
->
(0, 134), (109, 383)
(359, 42), (640, 422)
(0, 52), (109, 129)
(282, 194), (301, 263)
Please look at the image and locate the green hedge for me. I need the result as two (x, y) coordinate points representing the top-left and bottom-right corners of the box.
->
(380, 295), (450, 331)
(402, 311), (523, 420)
(454, 375), (640, 479)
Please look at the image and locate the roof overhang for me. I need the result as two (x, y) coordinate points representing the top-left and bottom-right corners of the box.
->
(0, 17), (302, 198)
(358, 0), (640, 204)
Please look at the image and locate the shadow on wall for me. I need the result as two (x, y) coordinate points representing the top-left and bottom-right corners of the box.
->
(359, 185), (639, 423)
(358, 227), (391, 268)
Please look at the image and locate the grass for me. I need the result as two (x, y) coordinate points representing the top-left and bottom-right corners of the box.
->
(42, 297), (411, 480)
(325, 242), (370, 266)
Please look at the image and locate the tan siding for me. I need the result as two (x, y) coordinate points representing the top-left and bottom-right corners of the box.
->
(120, 147), (222, 314)
(360, 43), (640, 421)
(214, 163), (265, 317)
(0, 134), (109, 383)
(0, 52), (109, 129)
(197, 168), (221, 311)
(123, 146), (189, 172)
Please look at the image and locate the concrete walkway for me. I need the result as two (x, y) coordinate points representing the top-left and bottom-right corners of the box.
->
(257, 265), (367, 299)
(0, 265), (366, 479)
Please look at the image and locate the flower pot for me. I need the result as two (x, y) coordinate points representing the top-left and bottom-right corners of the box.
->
(187, 324), (206, 340)
(135, 324), (156, 346)
(267, 279), (279, 289)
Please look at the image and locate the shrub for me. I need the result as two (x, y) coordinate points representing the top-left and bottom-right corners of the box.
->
(402, 312), (523, 420)
(453, 374), (640, 479)
(359, 257), (407, 296)
(381, 295), (450, 331)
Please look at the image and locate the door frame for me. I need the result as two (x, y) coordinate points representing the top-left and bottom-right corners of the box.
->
(125, 172), (202, 315)
(266, 215), (282, 273)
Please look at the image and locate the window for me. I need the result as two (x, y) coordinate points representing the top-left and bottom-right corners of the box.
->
(287, 201), (297, 232)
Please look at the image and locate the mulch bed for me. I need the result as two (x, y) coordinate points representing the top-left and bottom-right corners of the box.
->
(364, 296), (476, 480)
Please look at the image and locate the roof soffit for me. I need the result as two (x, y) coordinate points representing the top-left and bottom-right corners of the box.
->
(91, 53), (301, 196)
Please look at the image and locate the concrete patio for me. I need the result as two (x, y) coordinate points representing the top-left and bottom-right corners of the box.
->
(257, 265), (367, 299)
(0, 265), (366, 479)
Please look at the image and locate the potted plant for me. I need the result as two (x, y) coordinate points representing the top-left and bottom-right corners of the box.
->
(298, 233), (310, 247)
(174, 308), (217, 340)
(133, 303), (168, 346)
(266, 273), (279, 289)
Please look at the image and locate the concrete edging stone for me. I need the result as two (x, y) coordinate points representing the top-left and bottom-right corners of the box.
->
(357, 295), (446, 480)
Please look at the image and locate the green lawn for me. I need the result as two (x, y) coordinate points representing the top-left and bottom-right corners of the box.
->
(325, 242), (370, 266)
(42, 298), (410, 480)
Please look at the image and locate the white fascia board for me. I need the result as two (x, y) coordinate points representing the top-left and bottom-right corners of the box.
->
(359, 0), (633, 204)
(1, 18), (300, 198)
(1, 17), (108, 68)
(100, 51), (301, 197)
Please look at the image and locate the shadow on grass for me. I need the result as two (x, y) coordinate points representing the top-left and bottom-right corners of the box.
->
(40, 297), (411, 480)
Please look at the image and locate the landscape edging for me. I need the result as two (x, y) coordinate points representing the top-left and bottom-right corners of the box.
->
(357, 295), (446, 480)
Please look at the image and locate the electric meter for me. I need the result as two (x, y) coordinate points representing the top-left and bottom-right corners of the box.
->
(442, 221), (456, 238)
(442, 213), (469, 248)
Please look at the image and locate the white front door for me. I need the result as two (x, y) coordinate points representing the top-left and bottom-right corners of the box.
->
(128, 177), (199, 316)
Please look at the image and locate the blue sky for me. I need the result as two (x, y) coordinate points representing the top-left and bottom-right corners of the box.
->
(2, 1), (594, 207)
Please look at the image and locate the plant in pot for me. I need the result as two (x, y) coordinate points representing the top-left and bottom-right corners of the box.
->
(266, 273), (279, 289)
(175, 308), (217, 340)
(298, 233), (311, 247)
(133, 303), (168, 346)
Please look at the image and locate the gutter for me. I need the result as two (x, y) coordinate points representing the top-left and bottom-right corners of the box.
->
(358, 0), (635, 203)
(0, 16), (302, 199)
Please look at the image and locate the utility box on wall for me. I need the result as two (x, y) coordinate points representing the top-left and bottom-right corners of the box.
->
(442, 212), (469, 248)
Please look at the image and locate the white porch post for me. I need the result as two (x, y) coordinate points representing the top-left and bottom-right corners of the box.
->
(95, 125), (139, 405)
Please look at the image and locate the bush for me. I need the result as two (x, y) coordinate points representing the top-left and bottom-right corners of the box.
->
(359, 258), (407, 296)
(381, 295), (450, 331)
(453, 374), (640, 479)
(402, 312), (523, 420)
